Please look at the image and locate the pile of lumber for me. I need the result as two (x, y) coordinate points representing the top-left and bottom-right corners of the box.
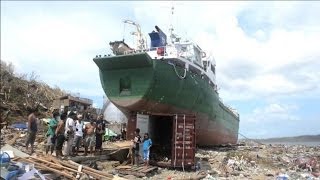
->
(12, 156), (114, 180)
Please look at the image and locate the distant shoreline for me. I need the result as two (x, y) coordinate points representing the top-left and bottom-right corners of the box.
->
(257, 134), (320, 143)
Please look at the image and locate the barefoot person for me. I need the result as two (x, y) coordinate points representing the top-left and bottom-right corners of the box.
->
(132, 128), (141, 166)
(95, 114), (106, 154)
(26, 108), (38, 154)
(84, 120), (96, 156)
(55, 113), (66, 158)
(64, 111), (76, 156)
(45, 111), (59, 156)
(143, 133), (152, 168)
(72, 113), (84, 156)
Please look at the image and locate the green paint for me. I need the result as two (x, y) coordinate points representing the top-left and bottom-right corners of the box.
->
(94, 53), (239, 136)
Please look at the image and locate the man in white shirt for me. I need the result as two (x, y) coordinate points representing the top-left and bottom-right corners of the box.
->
(72, 114), (84, 156)
(63, 111), (76, 156)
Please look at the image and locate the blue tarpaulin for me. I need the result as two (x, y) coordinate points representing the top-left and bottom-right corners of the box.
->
(149, 26), (167, 48)
(10, 123), (27, 130)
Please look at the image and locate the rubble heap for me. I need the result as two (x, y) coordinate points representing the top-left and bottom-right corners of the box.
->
(194, 142), (320, 180)
(0, 60), (65, 125)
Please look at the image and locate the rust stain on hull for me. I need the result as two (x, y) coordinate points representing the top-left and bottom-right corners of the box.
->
(112, 98), (238, 146)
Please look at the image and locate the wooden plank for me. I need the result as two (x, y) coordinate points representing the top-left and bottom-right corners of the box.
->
(58, 160), (112, 180)
(133, 167), (144, 171)
(110, 141), (133, 148)
(140, 167), (157, 173)
(68, 160), (114, 178)
(115, 165), (131, 170)
(18, 158), (75, 180)
(117, 169), (145, 177)
(28, 157), (83, 175)
(48, 156), (62, 166)
(130, 167), (140, 171)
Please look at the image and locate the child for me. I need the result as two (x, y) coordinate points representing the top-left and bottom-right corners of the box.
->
(143, 133), (152, 167)
(132, 128), (141, 166)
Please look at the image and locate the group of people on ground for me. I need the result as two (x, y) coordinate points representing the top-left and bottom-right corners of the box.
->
(25, 109), (153, 167)
(25, 109), (106, 158)
(132, 128), (153, 167)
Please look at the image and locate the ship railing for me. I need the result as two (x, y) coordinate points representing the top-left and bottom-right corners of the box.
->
(219, 97), (239, 118)
(123, 45), (193, 59)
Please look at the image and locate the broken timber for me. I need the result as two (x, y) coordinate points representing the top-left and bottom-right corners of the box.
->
(15, 157), (75, 179)
(12, 156), (114, 180)
(115, 165), (158, 177)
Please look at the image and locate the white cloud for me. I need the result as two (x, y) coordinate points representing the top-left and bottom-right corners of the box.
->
(1, 4), (124, 101)
(131, 2), (320, 103)
(245, 103), (299, 123)
(2, 1), (320, 137)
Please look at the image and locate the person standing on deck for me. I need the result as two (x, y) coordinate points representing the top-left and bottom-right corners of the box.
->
(45, 111), (59, 155)
(26, 108), (38, 154)
(143, 133), (152, 168)
(72, 113), (84, 156)
(55, 113), (66, 158)
(64, 111), (76, 156)
(132, 128), (141, 166)
(95, 114), (106, 154)
(84, 120), (96, 156)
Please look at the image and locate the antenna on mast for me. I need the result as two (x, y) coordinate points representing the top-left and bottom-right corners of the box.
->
(169, 5), (174, 36)
(169, 4), (180, 44)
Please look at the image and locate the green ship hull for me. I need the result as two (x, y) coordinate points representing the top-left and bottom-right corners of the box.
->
(94, 53), (239, 145)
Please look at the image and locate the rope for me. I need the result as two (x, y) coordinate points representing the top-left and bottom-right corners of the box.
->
(169, 62), (186, 79)
(238, 132), (264, 145)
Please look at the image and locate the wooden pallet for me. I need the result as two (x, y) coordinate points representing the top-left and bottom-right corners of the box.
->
(115, 165), (158, 177)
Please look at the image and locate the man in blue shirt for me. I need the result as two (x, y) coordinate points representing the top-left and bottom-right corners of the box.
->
(142, 133), (152, 167)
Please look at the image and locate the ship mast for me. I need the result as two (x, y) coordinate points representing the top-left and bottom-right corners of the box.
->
(169, 6), (174, 44)
(123, 20), (146, 50)
(168, 5), (180, 44)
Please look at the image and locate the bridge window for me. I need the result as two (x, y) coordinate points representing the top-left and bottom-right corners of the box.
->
(211, 64), (215, 74)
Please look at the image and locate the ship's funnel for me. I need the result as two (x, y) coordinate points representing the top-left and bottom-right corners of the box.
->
(148, 26), (167, 48)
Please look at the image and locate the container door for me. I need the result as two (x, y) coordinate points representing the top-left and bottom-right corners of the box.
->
(171, 114), (196, 168)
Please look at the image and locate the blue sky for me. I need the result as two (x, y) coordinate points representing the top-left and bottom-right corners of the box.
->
(1, 1), (320, 139)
